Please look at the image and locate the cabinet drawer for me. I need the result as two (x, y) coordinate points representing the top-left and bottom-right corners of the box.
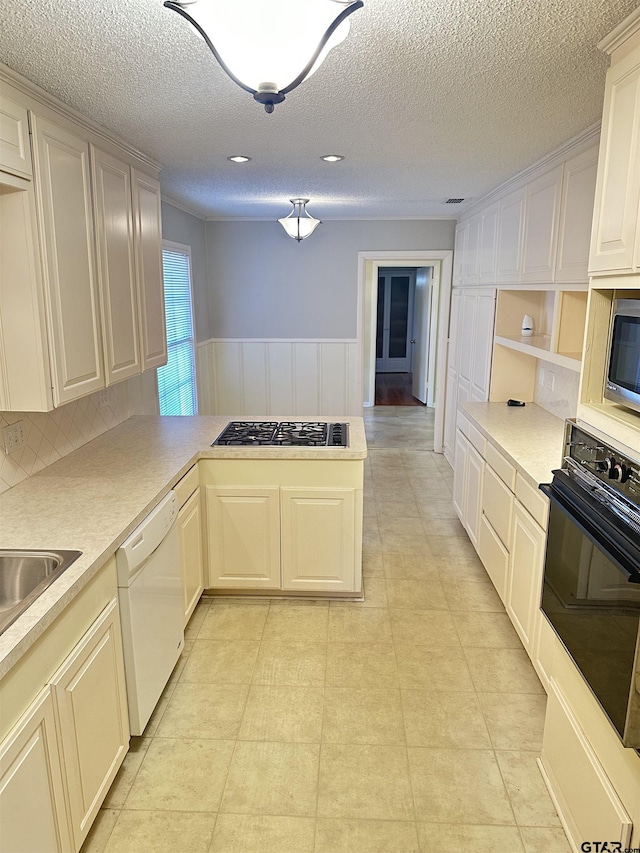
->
(515, 473), (549, 528)
(485, 442), (516, 490)
(456, 411), (470, 438)
(482, 464), (514, 549)
(468, 424), (486, 456)
(174, 464), (199, 508)
(477, 514), (509, 602)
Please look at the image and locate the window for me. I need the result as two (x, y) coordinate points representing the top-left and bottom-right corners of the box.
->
(157, 243), (198, 415)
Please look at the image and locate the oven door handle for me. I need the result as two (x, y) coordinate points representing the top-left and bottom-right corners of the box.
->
(540, 478), (640, 584)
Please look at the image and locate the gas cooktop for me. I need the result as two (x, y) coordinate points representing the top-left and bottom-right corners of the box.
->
(213, 421), (349, 447)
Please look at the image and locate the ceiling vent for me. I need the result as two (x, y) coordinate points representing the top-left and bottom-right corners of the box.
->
(444, 198), (465, 204)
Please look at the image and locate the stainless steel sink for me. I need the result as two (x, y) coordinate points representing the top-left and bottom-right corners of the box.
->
(0, 550), (82, 634)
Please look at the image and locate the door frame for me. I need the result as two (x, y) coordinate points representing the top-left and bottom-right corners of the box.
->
(356, 249), (453, 454)
(375, 267), (417, 373)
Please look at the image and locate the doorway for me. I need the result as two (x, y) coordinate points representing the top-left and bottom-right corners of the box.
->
(357, 250), (454, 453)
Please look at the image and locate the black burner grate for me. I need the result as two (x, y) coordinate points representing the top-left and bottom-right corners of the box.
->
(213, 421), (348, 447)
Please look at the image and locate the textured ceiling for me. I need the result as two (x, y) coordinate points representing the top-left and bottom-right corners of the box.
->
(0, 0), (638, 219)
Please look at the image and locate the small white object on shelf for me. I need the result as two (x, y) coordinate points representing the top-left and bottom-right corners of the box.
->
(521, 314), (534, 337)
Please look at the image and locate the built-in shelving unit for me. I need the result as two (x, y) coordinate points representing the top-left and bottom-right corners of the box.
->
(490, 286), (588, 401)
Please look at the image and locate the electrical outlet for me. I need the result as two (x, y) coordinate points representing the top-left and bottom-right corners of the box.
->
(3, 420), (26, 453)
(98, 388), (109, 408)
(544, 369), (555, 392)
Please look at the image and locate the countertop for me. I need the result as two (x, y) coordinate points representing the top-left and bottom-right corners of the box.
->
(0, 415), (367, 677)
(458, 402), (567, 487)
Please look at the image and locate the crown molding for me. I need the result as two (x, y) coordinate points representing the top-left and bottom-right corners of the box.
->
(457, 123), (601, 221)
(0, 62), (162, 172)
(599, 6), (640, 55)
(161, 194), (208, 220)
(205, 214), (458, 222)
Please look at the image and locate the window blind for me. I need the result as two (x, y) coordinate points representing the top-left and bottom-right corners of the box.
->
(157, 248), (197, 416)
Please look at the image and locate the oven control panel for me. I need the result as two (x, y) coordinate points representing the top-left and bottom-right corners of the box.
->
(564, 423), (640, 508)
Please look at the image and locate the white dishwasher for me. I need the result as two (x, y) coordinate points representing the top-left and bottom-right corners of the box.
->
(116, 490), (184, 735)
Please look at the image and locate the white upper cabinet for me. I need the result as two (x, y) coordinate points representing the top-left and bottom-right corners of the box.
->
(555, 146), (599, 282)
(132, 171), (167, 371)
(452, 221), (467, 285)
(463, 215), (481, 285)
(496, 187), (525, 283)
(91, 147), (141, 385)
(0, 93), (32, 178)
(0, 72), (166, 412)
(589, 21), (640, 274)
(31, 115), (105, 406)
(521, 164), (563, 282)
(478, 201), (499, 283)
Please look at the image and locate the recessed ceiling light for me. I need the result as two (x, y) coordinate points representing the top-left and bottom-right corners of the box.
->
(227, 155), (251, 163)
(321, 154), (345, 163)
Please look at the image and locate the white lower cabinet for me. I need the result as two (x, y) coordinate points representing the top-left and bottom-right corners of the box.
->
(201, 460), (363, 594)
(178, 487), (205, 625)
(506, 500), (546, 655)
(0, 688), (71, 853)
(452, 423), (484, 548)
(280, 488), (356, 592)
(206, 486), (281, 589)
(541, 679), (633, 848)
(0, 562), (129, 853)
(477, 514), (510, 602)
(51, 598), (129, 851)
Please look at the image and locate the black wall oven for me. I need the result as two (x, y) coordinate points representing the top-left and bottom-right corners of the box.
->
(540, 422), (640, 747)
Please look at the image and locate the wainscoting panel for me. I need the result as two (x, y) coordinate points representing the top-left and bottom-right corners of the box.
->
(196, 339), (361, 416)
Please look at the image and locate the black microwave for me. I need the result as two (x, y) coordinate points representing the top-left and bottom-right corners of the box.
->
(605, 298), (640, 415)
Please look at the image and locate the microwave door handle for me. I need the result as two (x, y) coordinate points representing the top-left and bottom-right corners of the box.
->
(541, 482), (640, 585)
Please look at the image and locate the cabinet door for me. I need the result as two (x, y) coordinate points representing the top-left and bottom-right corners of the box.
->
(31, 115), (105, 405)
(462, 215), (480, 285)
(521, 165), (563, 282)
(457, 291), (477, 384)
(470, 289), (496, 402)
(0, 688), (71, 853)
(506, 501), (546, 654)
(0, 92), (32, 178)
(52, 598), (129, 851)
(0, 175), (53, 411)
(496, 187), (525, 283)
(91, 147), (141, 385)
(452, 222), (467, 285)
(478, 514), (509, 602)
(465, 444), (484, 548)
(478, 202), (499, 283)
(281, 487), (357, 592)
(452, 428), (469, 523)
(555, 146), (599, 282)
(206, 485), (281, 588)
(443, 367), (458, 466)
(178, 487), (205, 626)
(589, 54), (640, 273)
(132, 171), (167, 370)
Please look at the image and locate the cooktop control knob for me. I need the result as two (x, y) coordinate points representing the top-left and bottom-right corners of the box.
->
(606, 457), (618, 478)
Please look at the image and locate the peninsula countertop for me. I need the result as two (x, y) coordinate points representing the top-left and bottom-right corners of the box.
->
(0, 415), (367, 677)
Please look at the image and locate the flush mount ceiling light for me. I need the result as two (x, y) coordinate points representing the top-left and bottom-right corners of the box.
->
(278, 198), (321, 242)
(163, 0), (364, 113)
(227, 155), (251, 162)
(321, 154), (344, 162)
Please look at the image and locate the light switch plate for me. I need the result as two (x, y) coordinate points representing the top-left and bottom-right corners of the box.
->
(3, 421), (25, 453)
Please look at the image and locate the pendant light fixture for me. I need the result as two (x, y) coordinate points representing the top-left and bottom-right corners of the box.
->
(163, 0), (364, 113)
(278, 199), (321, 242)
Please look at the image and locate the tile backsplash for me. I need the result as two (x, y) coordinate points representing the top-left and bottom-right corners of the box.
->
(534, 361), (580, 422)
(0, 386), (130, 495)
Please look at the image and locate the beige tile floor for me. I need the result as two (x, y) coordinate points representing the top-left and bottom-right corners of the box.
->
(82, 407), (570, 853)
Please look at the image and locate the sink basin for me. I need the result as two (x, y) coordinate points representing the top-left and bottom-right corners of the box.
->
(0, 549), (82, 634)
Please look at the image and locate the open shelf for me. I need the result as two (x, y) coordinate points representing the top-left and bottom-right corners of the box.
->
(494, 334), (581, 372)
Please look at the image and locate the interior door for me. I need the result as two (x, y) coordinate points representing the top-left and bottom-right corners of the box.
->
(376, 269), (416, 372)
